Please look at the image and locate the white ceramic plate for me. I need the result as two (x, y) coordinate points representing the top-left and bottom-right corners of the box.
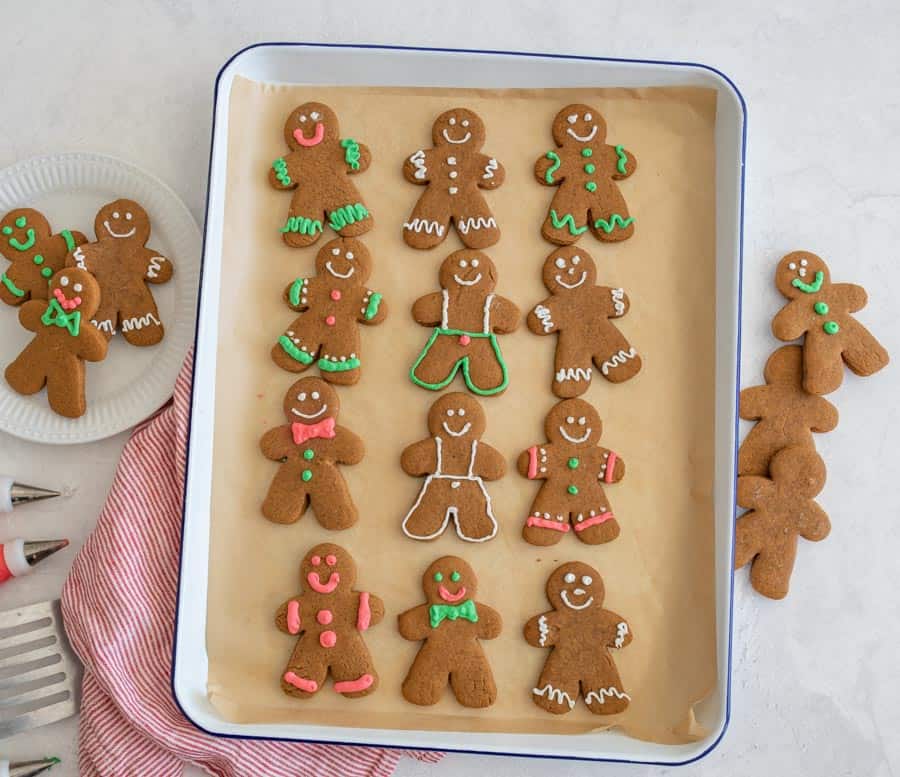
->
(0, 152), (200, 443)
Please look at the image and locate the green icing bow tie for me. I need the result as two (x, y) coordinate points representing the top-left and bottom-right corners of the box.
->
(429, 599), (478, 628)
(41, 298), (81, 336)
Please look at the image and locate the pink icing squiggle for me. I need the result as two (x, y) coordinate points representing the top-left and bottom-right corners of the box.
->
(574, 512), (614, 532)
(286, 600), (301, 634)
(357, 591), (371, 631)
(293, 123), (325, 147)
(307, 571), (340, 593)
(283, 671), (318, 693)
(605, 452), (618, 483)
(526, 516), (570, 533)
(526, 446), (539, 479)
(334, 673), (374, 694)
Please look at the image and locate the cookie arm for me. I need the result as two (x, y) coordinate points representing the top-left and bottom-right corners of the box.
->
(76, 328), (110, 362)
(797, 501), (831, 542)
(275, 596), (305, 635)
(599, 449), (625, 483)
(397, 604), (432, 641)
(17, 300), (46, 332)
(832, 283), (868, 313)
(738, 386), (768, 421)
(474, 603), (502, 640)
(269, 153), (299, 190)
(400, 439), (438, 477)
(142, 248), (173, 284)
(772, 302), (807, 342)
(411, 291), (444, 326)
(473, 442), (506, 481)
(736, 475), (776, 509)
(476, 153), (505, 190)
(523, 610), (560, 647)
(260, 426), (295, 461)
(490, 295), (521, 334)
(346, 141), (371, 175)
(517, 444), (551, 480)
(601, 610), (633, 648)
(402, 148), (434, 184)
(596, 285), (628, 318)
(333, 427), (365, 465)
(810, 397), (839, 433)
(609, 144), (636, 180)
(535, 150), (566, 186)
(526, 297), (561, 336)
(283, 277), (311, 312)
(358, 591), (385, 629)
(356, 288), (387, 325)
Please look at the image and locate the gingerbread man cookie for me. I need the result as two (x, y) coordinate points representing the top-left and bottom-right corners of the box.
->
(524, 562), (633, 715)
(409, 250), (519, 396)
(67, 199), (174, 345)
(271, 238), (387, 385)
(518, 399), (625, 546)
(260, 377), (364, 529)
(739, 345), (838, 476)
(526, 246), (641, 397)
(735, 446), (830, 599)
(401, 393), (505, 543)
(402, 108), (505, 250)
(5, 268), (108, 418)
(772, 251), (889, 395)
(534, 104), (636, 245)
(398, 556), (502, 708)
(269, 102), (373, 247)
(1, 208), (86, 306)
(275, 543), (384, 698)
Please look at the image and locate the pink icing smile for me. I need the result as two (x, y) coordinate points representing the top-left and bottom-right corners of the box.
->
(438, 584), (467, 603)
(294, 123), (325, 147)
(53, 287), (81, 310)
(307, 571), (340, 593)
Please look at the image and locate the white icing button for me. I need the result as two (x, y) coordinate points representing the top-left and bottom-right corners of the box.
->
(449, 171), (458, 178)
(451, 481), (461, 489)
(447, 156), (457, 165)
(449, 186), (458, 194)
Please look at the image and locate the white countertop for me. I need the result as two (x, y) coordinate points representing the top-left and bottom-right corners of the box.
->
(2, 2), (899, 775)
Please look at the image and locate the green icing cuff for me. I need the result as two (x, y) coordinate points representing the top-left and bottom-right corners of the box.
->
(550, 209), (588, 236)
(319, 356), (361, 372)
(61, 229), (77, 252)
(614, 144), (628, 175)
(544, 150), (561, 183)
(328, 203), (369, 231)
(364, 292), (382, 320)
(340, 138), (361, 170)
(278, 335), (314, 365)
(281, 216), (322, 236)
(288, 278), (306, 307)
(1, 273), (25, 297)
(594, 214), (634, 233)
(272, 157), (292, 186)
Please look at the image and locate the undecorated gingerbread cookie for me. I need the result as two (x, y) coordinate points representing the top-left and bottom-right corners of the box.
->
(402, 107), (504, 249)
(524, 562), (633, 715)
(398, 556), (501, 708)
(275, 543), (384, 698)
(401, 393), (505, 543)
(259, 377), (364, 529)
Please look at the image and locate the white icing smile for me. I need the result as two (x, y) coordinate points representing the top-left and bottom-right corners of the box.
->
(560, 590), (594, 610)
(442, 421), (472, 437)
(554, 272), (587, 289)
(559, 426), (591, 444)
(453, 273), (482, 286)
(442, 129), (472, 144)
(291, 405), (327, 420)
(325, 261), (355, 279)
(566, 125), (598, 143)
(103, 221), (136, 239)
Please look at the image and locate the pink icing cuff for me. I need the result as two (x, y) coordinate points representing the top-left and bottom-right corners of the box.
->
(526, 516), (570, 533)
(527, 446), (539, 479)
(357, 591), (371, 631)
(286, 600), (301, 634)
(574, 512), (614, 532)
(283, 671), (318, 693)
(605, 452), (618, 483)
(334, 673), (374, 694)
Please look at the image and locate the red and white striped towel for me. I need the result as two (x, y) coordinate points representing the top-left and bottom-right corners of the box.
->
(61, 353), (442, 776)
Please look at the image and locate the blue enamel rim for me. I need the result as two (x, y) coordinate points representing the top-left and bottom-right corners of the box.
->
(172, 41), (746, 767)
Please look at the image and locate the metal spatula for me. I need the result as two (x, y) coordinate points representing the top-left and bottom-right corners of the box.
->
(0, 600), (80, 738)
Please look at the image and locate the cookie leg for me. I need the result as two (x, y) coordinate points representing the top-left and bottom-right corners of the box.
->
(46, 360), (87, 418)
(325, 181), (373, 238)
(531, 653), (578, 715)
(462, 337), (507, 396)
(453, 479), (498, 542)
(449, 647), (497, 708)
(0, 265), (30, 305)
(283, 189), (326, 248)
(541, 189), (589, 246)
(4, 344), (48, 395)
(749, 532), (797, 600)
(308, 465), (358, 530)
(330, 638), (379, 698)
(281, 641), (329, 699)
(572, 501), (621, 545)
(262, 467), (309, 524)
(453, 193), (500, 250)
(89, 298), (118, 340)
(841, 323), (890, 379)
(120, 293), (165, 347)
(802, 332), (844, 395)
(552, 331), (593, 398)
(581, 653), (630, 715)
(318, 327), (361, 386)
(272, 319), (321, 374)
(593, 329), (641, 384)
(402, 478), (452, 540)
(588, 188), (635, 243)
(403, 190), (451, 250)
(522, 490), (570, 546)
(402, 647), (449, 706)
(410, 333), (462, 391)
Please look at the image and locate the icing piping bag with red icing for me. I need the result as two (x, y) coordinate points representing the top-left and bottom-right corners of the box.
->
(0, 539), (68, 584)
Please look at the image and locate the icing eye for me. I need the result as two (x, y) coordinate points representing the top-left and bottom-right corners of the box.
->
(448, 117), (456, 125)
(584, 113), (593, 121)
(112, 212), (120, 219)
(298, 392), (307, 401)
(447, 409), (455, 416)
(434, 572), (443, 582)
(458, 408), (465, 417)
(555, 258), (566, 268)
(451, 571), (461, 582)
(311, 391), (320, 400)
(578, 416), (586, 425)
(59, 276), (69, 287)
(800, 259), (808, 266)
(471, 258), (479, 268)
(564, 572), (576, 583)
(331, 247), (340, 255)
(125, 212), (133, 221)
(15, 216), (27, 228)
(566, 416), (575, 424)
(581, 575), (593, 585)
(572, 255), (581, 265)
(567, 114), (577, 124)
(311, 555), (321, 566)
(73, 283), (83, 292)
(299, 115), (307, 123)
(325, 554), (337, 566)
(459, 259), (468, 268)
(345, 252), (354, 260)
(788, 263), (797, 270)
(461, 119), (469, 127)
(311, 111), (320, 120)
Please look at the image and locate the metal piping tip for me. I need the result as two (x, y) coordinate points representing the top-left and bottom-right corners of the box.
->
(10, 482), (61, 506)
(23, 540), (70, 567)
(10, 757), (62, 777)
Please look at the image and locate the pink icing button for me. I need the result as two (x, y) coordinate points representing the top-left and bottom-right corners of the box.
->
(320, 630), (337, 648)
(330, 289), (341, 301)
(325, 554), (337, 566)
(316, 609), (333, 625)
(459, 334), (471, 346)
(325, 315), (336, 326)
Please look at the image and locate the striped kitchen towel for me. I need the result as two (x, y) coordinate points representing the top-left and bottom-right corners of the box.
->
(61, 352), (442, 776)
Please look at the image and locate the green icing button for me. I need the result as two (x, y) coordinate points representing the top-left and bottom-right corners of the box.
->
(584, 182), (597, 193)
(584, 163), (596, 174)
(301, 469), (313, 482)
(823, 321), (840, 335)
(41, 267), (52, 278)
(567, 457), (579, 469)
(303, 449), (314, 460)
(814, 301), (829, 315)
(567, 484), (578, 495)
(33, 254), (44, 265)
(581, 148), (592, 157)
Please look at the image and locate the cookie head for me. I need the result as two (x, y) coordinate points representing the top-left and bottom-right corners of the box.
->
(283, 377), (339, 423)
(284, 102), (339, 150)
(546, 399), (602, 446)
(775, 251), (830, 299)
(48, 268), (101, 318)
(439, 250), (496, 293)
(422, 556), (476, 604)
(763, 345), (804, 387)
(769, 446), (826, 498)
(315, 238), (371, 285)
(301, 543), (356, 594)
(552, 104), (607, 147)
(546, 561), (604, 612)
(427, 392), (485, 440)
(95, 199), (150, 243)
(542, 246), (597, 293)
(1, 208), (49, 253)
(432, 107), (485, 149)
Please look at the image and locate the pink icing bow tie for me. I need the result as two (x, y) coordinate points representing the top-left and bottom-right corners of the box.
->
(291, 417), (336, 444)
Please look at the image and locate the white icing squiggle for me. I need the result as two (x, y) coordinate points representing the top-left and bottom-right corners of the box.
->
(556, 367), (591, 382)
(614, 621), (629, 648)
(584, 686), (631, 705)
(538, 615), (549, 647)
(482, 158), (498, 179)
(147, 256), (166, 279)
(92, 318), (115, 334)
(600, 348), (637, 376)
(533, 683), (576, 710)
(410, 149), (427, 180)
(611, 287), (625, 316)
(121, 312), (161, 332)
(403, 219), (444, 237)
(534, 304), (554, 333)
(72, 246), (87, 270)
(457, 216), (496, 235)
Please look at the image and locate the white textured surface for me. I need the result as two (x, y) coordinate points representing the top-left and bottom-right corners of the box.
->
(1, 1), (898, 775)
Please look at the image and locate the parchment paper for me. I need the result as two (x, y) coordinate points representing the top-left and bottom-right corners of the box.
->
(205, 77), (718, 744)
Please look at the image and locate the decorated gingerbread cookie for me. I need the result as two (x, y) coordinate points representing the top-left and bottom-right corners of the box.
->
(534, 104), (636, 245)
(259, 377), (364, 529)
(524, 562), (633, 715)
(518, 399), (625, 546)
(269, 102), (373, 247)
(67, 199), (174, 345)
(772, 251), (889, 395)
(739, 345), (838, 476)
(526, 246), (641, 397)
(1, 208), (86, 306)
(275, 543), (384, 698)
(5, 268), (108, 418)
(271, 237), (387, 385)
(735, 446), (830, 599)
(398, 556), (502, 708)
(409, 250), (519, 396)
(401, 393), (505, 543)
(401, 108), (504, 250)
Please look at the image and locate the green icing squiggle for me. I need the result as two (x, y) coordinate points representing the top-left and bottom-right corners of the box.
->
(544, 151), (561, 184)
(594, 214), (634, 233)
(272, 157), (292, 186)
(328, 203), (369, 231)
(549, 209), (587, 236)
(364, 292), (382, 321)
(340, 138), (361, 170)
(281, 216), (323, 236)
(615, 144), (628, 175)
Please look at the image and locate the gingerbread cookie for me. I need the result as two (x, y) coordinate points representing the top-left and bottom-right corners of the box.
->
(271, 237), (387, 385)
(409, 250), (519, 396)
(401, 393), (505, 543)
(534, 104), (636, 245)
(67, 199), (173, 345)
(1, 208), (86, 306)
(275, 543), (384, 698)
(772, 251), (889, 395)
(259, 377), (364, 529)
(526, 246), (641, 397)
(402, 108), (504, 250)
(398, 556), (501, 708)
(739, 345), (838, 476)
(735, 446), (830, 599)
(269, 102), (373, 247)
(524, 562), (633, 715)
(5, 268), (108, 418)
(518, 399), (624, 546)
